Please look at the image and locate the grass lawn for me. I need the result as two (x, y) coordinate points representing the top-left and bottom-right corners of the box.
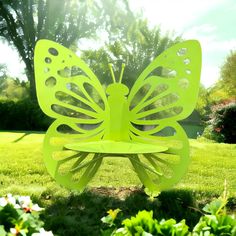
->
(0, 131), (236, 235)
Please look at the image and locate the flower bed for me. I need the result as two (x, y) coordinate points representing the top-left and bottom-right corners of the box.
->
(0, 194), (53, 236)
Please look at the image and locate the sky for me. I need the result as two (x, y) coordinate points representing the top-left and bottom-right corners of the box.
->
(0, 0), (236, 87)
(129, 0), (236, 87)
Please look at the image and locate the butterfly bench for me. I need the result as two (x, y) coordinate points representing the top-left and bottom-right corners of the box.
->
(34, 40), (201, 195)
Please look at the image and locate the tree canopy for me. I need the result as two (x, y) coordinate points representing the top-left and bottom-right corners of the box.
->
(82, 19), (181, 88)
(0, 0), (113, 99)
(0, 0), (182, 102)
(219, 50), (236, 98)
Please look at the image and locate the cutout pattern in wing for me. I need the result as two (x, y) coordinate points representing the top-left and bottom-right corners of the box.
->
(128, 40), (201, 129)
(34, 39), (109, 138)
(43, 120), (105, 191)
(125, 40), (201, 192)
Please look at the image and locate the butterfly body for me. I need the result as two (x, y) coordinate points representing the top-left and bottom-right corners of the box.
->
(34, 39), (201, 194)
(105, 82), (130, 141)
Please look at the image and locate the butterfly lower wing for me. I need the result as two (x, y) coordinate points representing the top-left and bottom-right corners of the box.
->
(34, 40), (109, 190)
(128, 122), (189, 194)
(127, 40), (201, 193)
(44, 120), (106, 191)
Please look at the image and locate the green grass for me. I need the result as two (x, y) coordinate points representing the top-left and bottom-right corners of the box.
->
(0, 131), (236, 235)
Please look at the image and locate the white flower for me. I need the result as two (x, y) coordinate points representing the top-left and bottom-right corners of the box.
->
(14, 203), (21, 209)
(0, 194), (17, 207)
(31, 203), (44, 212)
(0, 197), (8, 207)
(18, 196), (31, 206)
(32, 228), (54, 236)
(6, 194), (17, 206)
(10, 227), (19, 235)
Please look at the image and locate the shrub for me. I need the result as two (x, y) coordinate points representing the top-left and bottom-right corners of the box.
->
(193, 196), (236, 235)
(203, 101), (236, 143)
(0, 99), (53, 131)
(101, 195), (236, 235)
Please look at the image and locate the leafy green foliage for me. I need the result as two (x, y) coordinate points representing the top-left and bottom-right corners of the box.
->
(219, 50), (236, 98)
(0, 99), (52, 130)
(195, 84), (211, 120)
(0, 65), (29, 101)
(193, 196), (236, 235)
(82, 19), (181, 88)
(0, 0), (137, 100)
(102, 210), (189, 236)
(0, 0), (126, 99)
(0, 77), (29, 101)
(101, 195), (236, 236)
(203, 102), (236, 143)
(194, 49), (236, 123)
(117, 210), (189, 236)
(0, 194), (53, 235)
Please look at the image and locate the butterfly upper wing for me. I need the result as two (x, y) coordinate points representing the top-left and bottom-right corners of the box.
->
(128, 40), (201, 126)
(34, 39), (109, 126)
(127, 40), (201, 193)
(34, 39), (109, 191)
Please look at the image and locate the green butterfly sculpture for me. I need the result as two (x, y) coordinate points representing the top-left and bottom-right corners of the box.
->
(34, 39), (201, 195)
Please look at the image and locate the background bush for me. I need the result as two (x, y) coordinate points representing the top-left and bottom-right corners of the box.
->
(203, 101), (236, 143)
(0, 99), (53, 131)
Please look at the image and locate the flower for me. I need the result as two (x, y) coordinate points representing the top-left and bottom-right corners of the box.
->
(0, 194), (53, 235)
(0, 194), (20, 208)
(10, 227), (20, 235)
(214, 127), (222, 133)
(10, 224), (28, 236)
(18, 196), (31, 206)
(17, 195), (43, 212)
(0, 197), (8, 207)
(107, 208), (121, 220)
(32, 228), (54, 236)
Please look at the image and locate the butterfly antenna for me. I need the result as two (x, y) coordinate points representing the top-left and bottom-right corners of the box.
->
(118, 63), (125, 83)
(108, 63), (116, 83)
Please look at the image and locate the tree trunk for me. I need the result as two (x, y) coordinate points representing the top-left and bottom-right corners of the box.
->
(27, 69), (37, 101)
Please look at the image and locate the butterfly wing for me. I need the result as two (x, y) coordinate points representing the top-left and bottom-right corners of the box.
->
(34, 39), (109, 191)
(127, 40), (201, 193)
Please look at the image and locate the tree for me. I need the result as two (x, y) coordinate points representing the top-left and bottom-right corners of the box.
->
(82, 19), (181, 88)
(219, 50), (236, 98)
(195, 84), (211, 120)
(0, 76), (29, 101)
(0, 0), (103, 99)
(0, 63), (7, 79)
(81, 20), (182, 124)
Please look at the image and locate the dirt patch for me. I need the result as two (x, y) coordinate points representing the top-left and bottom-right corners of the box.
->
(90, 186), (144, 200)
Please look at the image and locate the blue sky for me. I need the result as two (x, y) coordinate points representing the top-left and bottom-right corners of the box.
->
(130, 0), (236, 87)
(0, 0), (236, 88)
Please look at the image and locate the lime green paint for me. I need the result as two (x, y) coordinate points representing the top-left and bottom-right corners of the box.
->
(65, 140), (168, 153)
(34, 39), (201, 195)
(105, 83), (130, 141)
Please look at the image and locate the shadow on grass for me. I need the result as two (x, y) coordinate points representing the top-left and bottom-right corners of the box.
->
(39, 188), (205, 236)
(12, 133), (30, 142)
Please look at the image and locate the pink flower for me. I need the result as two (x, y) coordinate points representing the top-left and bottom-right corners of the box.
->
(214, 127), (221, 133)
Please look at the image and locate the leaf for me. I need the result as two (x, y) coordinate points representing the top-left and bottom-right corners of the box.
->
(0, 225), (6, 236)
(203, 198), (227, 215)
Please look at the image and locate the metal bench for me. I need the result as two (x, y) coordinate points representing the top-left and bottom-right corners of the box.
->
(34, 39), (201, 196)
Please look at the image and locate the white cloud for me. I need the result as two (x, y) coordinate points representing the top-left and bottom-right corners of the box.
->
(205, 39), (236, 53)
(129, 0), (225, 31)
(184, 24), (236, 53)
(129, 0), (231, 88)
